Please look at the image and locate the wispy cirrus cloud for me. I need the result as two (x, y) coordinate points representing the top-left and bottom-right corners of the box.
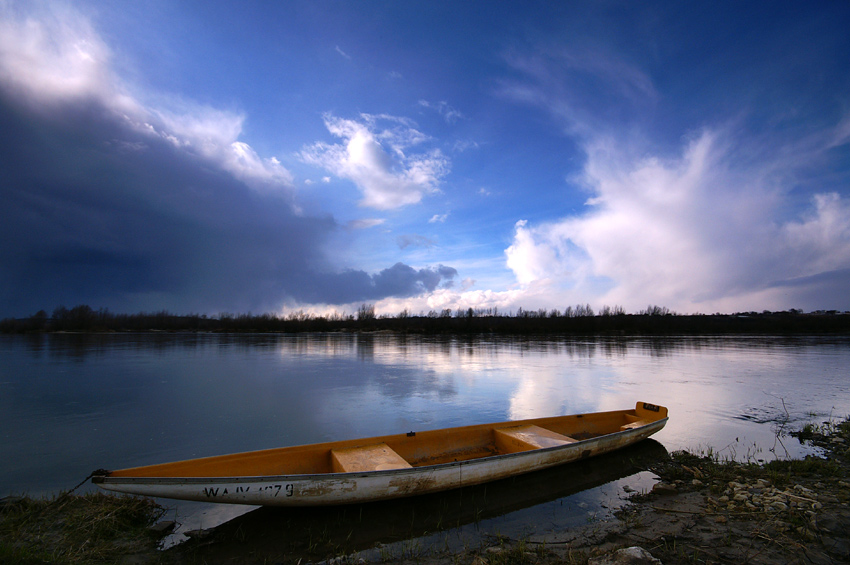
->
(300, 113), (449, 210)
(499, 45), (657, 138)
(418, 99), (463, 124)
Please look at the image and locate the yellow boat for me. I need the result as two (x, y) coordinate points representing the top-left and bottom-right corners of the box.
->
(93, 401), (667, 506)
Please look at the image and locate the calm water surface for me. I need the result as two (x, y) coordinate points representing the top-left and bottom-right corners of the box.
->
(2, 333), (849, 553)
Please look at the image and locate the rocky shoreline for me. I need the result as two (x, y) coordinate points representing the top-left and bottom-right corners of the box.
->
(3, 418), (848, 564)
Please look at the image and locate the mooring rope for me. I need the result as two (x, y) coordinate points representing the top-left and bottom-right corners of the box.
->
(44, 469), (111, 509)
(17, 469), (112, 516)
(67, 468), (110, 495)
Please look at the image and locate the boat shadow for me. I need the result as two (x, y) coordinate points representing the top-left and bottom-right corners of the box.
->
(175, 439), (668, 562)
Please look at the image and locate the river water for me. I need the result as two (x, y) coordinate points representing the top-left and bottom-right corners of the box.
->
(2, 332), (848, 555)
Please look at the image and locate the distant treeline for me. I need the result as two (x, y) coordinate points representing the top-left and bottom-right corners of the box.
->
(2, 304), (850, 335)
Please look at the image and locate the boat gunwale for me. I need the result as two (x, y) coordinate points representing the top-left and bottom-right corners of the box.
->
(93, 417), (667, 486)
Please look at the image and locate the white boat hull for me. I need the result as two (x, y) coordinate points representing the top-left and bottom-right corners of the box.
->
(93, 419), (665, 506)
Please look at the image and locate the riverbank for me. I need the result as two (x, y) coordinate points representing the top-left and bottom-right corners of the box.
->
(497, 417), (850, 564)
(2, 418), (848, 564)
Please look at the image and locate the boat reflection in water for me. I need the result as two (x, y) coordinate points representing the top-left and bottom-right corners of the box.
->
(177, 439), (668, 563)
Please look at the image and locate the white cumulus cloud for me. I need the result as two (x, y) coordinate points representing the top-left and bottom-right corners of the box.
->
(504, 128), (850, 312)
(300, 113), (449, 210)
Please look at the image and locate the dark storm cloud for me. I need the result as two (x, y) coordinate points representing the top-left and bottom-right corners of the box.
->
(0, 91), (455, 316)
(290, 263), (457, 304)
(767, 269), (850, 311)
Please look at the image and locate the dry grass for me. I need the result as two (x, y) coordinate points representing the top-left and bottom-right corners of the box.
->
(0, 492), (168, 564)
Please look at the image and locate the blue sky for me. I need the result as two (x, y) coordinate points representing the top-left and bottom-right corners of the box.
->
(1, 0), (849, 317)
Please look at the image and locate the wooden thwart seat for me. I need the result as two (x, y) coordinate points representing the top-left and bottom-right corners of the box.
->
(495, 425), (577, 453)
(620, 414), (649, 431)
(330, 443), (412, 473)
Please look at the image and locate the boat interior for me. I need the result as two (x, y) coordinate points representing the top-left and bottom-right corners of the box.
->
(108, 402), (666, 478)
